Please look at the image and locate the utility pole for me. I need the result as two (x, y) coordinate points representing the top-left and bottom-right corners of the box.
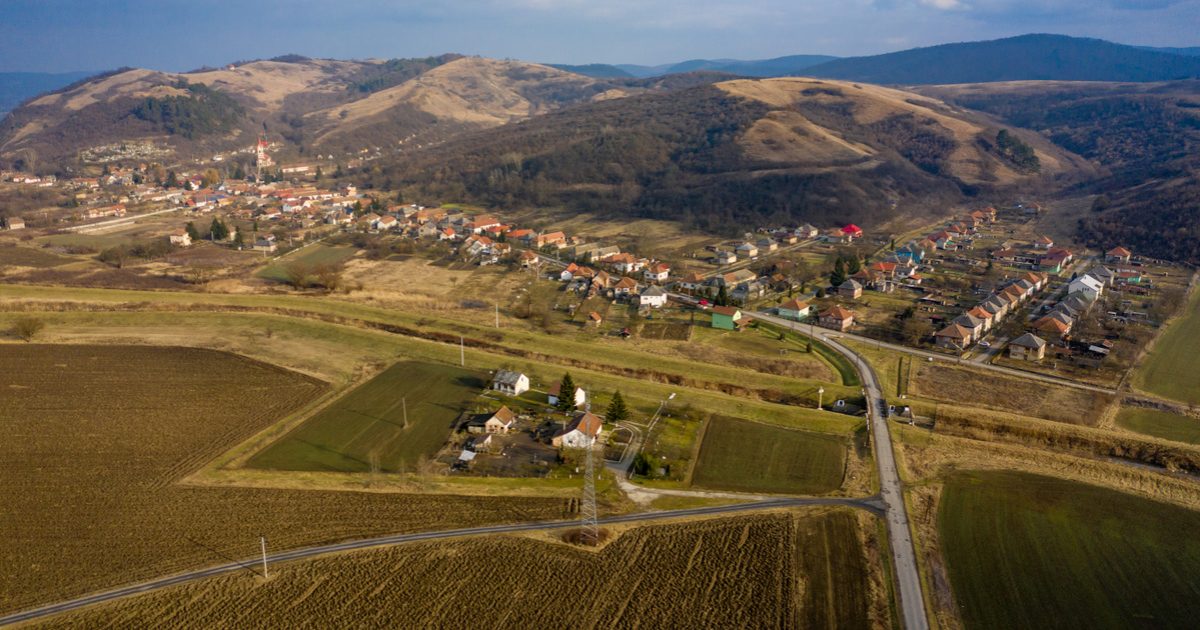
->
(581, 434), (599, 546)
(460, 336), (465, 367)
(402, 397), (408, 427)
(495, 303), (499, 328)
(260, 535), (269, 579)
(818, 386), (824, 411)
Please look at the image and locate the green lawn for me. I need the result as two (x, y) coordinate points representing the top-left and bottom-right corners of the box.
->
(939, 470), (1200, 630)
(248, 361), (486, 472)
(257, 244), (358, 282)
(1134, 288), (1200, 404)
(1115, 407), (1200, 445)
(691, 416), (846, 495)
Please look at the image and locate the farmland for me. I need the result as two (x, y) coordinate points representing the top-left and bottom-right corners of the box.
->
(248, 361), (485, 472)
(910, 360), (1113, 425)
(37, 511), (886, 629)
(691, 416), (847, 495)
(1116, 406), (1200, 445)
(256, 243), (358, 283)
(0, 243), (75, 268)
(938, 470), (1200, 629)
(1134, 286), (1200, 404)
(0, 345), (564, 615)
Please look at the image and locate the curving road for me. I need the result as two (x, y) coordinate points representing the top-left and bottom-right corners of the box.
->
(747, 309), (930, 630)
(0, 496), (881, 627)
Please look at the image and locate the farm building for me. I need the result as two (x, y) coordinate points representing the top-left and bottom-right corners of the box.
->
(710, 306), (743, 330)
(552, 411), (604, 449)
(1008, 333), (1047, 361)
(491, 370), (530, 396)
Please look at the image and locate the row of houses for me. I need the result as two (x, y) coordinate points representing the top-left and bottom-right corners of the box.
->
(934, 271), (1048, 350)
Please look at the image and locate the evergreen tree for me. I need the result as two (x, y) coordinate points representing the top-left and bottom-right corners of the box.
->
(184, 221), (199, 242)
(847, 255), (862, 275)
(715, 285), (729, 306)
(830, 258), (847, 288)
(555, 373), (577, 413)
(164, 170), (179, 189)
(605, 391), (628, 423)
(209, 218), (229, 241)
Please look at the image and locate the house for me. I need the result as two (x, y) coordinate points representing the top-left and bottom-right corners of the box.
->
(711, 306), (743, 330)
(377, 215), (399, 231)
(735, 242), (759, 258)
(491, 370), (530, 396)
(612, 276), (640, 298)
(839, 279), (863, 299)
(1009, 333), (1047, 361)
(895, 242), (925, 263)
(587, 311), (603, 326)
(466, 433), (493, 452)
(639, 285), (669, 308)
(715, 250), (737, 265)
(952, 313), (986, 341)
(484, 406), (518, 434)
(518, 251), (540, 267)
(552, 411), (604, 449)
(935, 323), (973, 350)
(966, 306), (995, 331)
(534, 231), (567, 249)
(819, 306), (855, 331)
(168, 228), (192, 247)
(1068, 275), (1104, 299)
(3, 216), (25, 230)
(548, 383), (586, 408)
(1034, 235), (1055, 250)
(842, 224), (863, 240)
(1033, 313), (1073, 338)
(755, 237), (778, 253)
(253, 234), (278, 252)
(1105, 246), (1132, 265)
(644, 262), (671, 283)
(675, 272), (708, 293)
(796, 223), (819, 239)
(1038, 248), (1073, 273)
(560, 263), (582, 282)
(777, 298), (814, 321)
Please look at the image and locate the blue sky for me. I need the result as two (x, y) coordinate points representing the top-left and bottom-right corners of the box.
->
(1, 0), (1197, 72)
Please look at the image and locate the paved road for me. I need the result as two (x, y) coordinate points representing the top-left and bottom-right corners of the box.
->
(63, 206), (186, 233)
(0, 497), (881, 627)
(748, 310), (930, 630)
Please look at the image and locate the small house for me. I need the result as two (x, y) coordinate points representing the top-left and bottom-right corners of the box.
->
(639, 285), (668, 308)
(491, 370), (530, 396)
(3, 216), (25, 230)
(839, 279), (863, 299)
(548, 383), (586, 408)
(819, 306), (855, 332)
(934, 323), (973, 350)
(1105, 246), (1132, 265)
(711, 306), (743, 330)
(253, 234), (278, 252)
(168, 229), (192, 247)
(715, 251), (737, 265)
(1008, 333), (1047, 361)
(735, 242), (759, 258)
(484, 406), (517, 434)
(777, 298), (813, 322)
(552, 411), (604, 449)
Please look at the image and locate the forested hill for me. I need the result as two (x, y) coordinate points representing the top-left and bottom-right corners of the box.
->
(367, 77), (1089, 234)
(805, 34), (1200, 84)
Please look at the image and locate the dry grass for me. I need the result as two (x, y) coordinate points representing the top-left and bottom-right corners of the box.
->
(0, 344), (563, 616)
(36, 510), (889, 629)
(911, 361), (1114, 426)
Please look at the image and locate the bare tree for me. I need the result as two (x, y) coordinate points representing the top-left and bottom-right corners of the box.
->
(313, 262), (344, 293)
(12, 316), (45, 342)
(283, 261), (311, 288)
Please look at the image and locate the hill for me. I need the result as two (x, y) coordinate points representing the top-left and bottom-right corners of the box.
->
(0, 56), (634, 171)
(805, 34), (1200, 84)
(919, 80), (1200, 263)
(368, 77), (1090, 233)
(0, 71), (95, 115)
(548, 64), (634, 79)
(615, 55), (838, 78)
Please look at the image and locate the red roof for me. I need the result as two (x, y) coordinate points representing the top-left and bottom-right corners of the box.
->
(842, 224), (863, 235)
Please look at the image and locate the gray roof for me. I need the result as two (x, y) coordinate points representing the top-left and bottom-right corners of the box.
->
(642, 285), (666, 297)
(1011, 333), (1047, 349)
(840, 279), (862, 290)
(954, 313), (984, 327)
(492, 370), (525, 386)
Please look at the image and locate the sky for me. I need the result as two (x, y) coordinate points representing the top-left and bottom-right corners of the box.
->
(1, 0), (1197, 72)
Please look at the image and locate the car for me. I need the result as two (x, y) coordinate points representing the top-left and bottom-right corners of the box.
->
(698, 299), (710, 306)
(978, 340), (990, 348)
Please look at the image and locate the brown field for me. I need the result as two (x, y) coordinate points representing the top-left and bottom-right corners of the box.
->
(37, 510), (887, 629)
(0, 344), (564, 616)
(912, 362), (1113, 425)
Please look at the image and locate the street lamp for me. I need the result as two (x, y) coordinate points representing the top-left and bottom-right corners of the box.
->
(817, 386), (824, 411)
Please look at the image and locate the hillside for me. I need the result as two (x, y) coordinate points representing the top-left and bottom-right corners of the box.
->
(805, 34), (1200, 84)
(306, 57), (632, 153)
(617, 55), (839, 78)
(369, 77), (1090, 233)
(918, 80), (1200, 264)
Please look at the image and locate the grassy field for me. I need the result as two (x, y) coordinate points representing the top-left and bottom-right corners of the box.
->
(40, 510), (885, 628)
(1135, 286), (1200, 404)
(912, 360), (1113, 426)
(938, 470), (1200, 629)
(0, 244), (75, 267)
(691, 416), (847, 495)
(1115, 407), (1200, 445)
(257, 243), (358, 282)
(0, 345), (565, 616)
(249, 361), (485, 472)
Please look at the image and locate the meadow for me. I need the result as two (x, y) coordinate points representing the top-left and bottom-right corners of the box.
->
(1134, 287), (1200, 404)
(938, 470), (1200, 629)
(1115, 406), (1200, 445)
(691, 416), (847, 495)
(0, 243), (75, 267)
(256, 243), (358, 282)
(248, 361), (485, 472)
(0, 345), (564, 616)
(38, 511), (885, 629)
